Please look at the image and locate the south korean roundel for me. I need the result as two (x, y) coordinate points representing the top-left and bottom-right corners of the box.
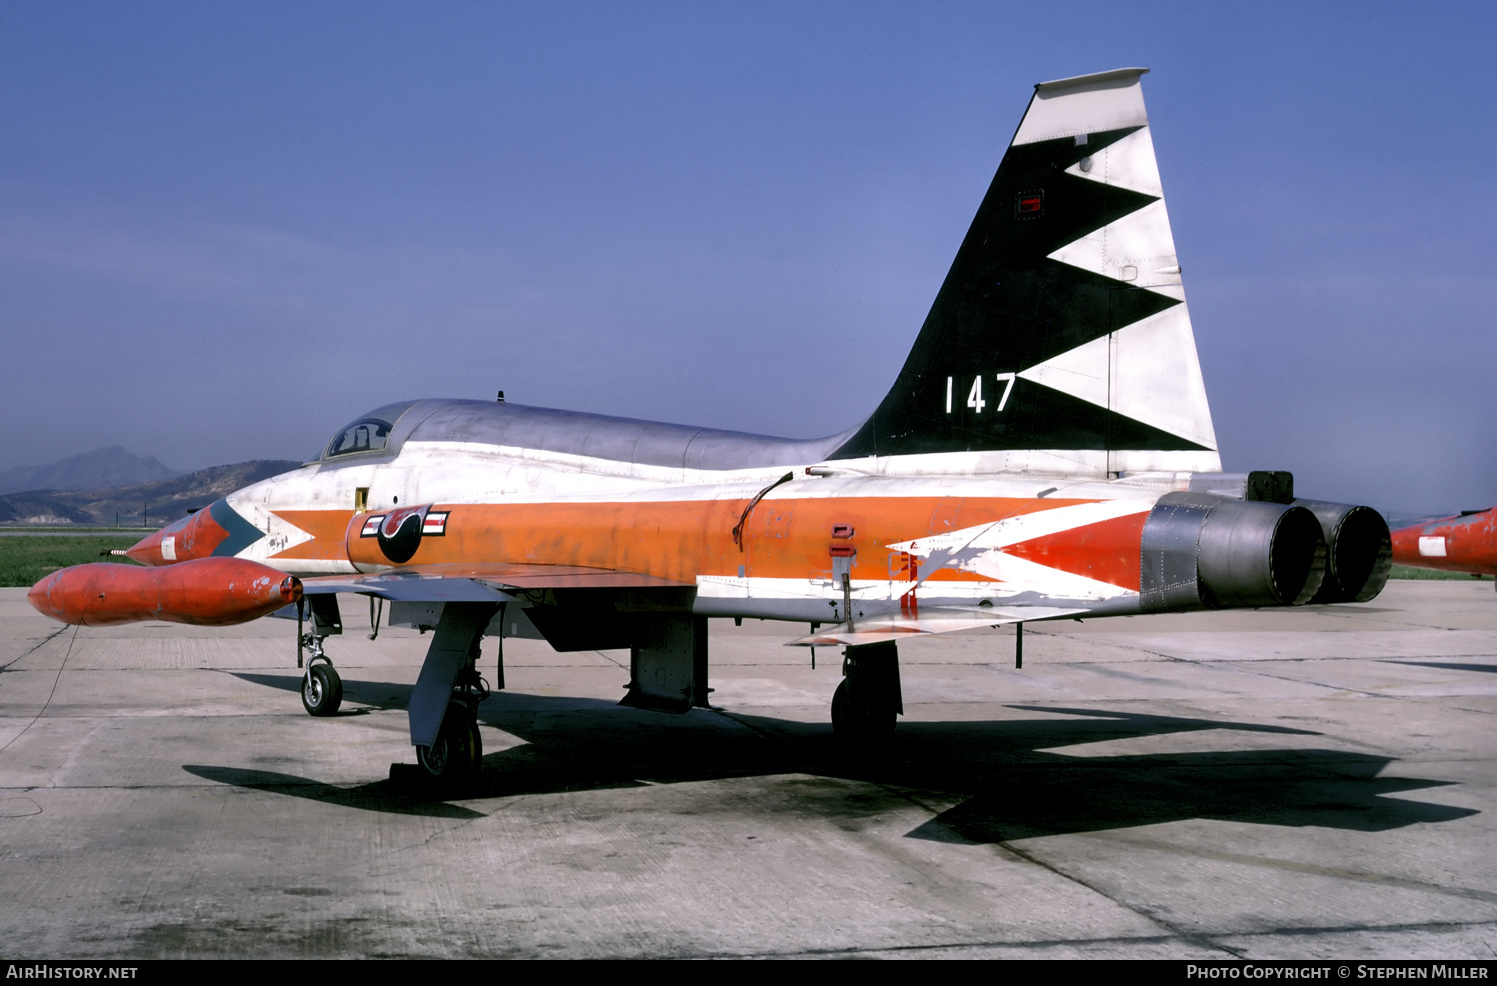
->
(358, 505), (450, 564)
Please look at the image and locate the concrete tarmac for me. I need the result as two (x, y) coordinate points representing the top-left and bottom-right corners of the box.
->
(1, 580), (1494, 959)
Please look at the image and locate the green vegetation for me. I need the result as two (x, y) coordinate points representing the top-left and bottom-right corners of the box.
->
(0, 536), (142, 587)
(0, 527), (156, 534)
(1388, 564), (1489, 581)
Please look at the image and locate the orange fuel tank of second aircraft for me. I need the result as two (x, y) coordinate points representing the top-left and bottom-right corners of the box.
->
(28, 557), (302, 627)
(1390, 507), (1497, 577)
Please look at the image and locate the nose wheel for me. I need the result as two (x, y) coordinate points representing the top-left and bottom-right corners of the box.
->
(296, 596), (345, 717)
(302, 659), (343, 717)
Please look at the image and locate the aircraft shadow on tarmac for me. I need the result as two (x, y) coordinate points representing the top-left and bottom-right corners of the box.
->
(207, 672), (1478, 839)
(181, 764), (485, 820)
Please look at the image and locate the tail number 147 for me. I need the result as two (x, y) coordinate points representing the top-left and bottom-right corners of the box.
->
(946, 374), (1015, 414)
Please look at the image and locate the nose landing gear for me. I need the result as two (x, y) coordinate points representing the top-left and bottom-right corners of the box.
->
(296, 595), (345, 717)
(301, 652), (343, 717)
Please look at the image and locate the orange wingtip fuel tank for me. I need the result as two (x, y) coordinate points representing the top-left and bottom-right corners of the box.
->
(28, 557), (303, 627)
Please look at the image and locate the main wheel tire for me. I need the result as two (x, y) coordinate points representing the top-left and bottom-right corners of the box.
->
(416, 702), (482, 788)
(830, 677), (895, 744)
(302, 664), (343, 717)
(830, 677), (852, 734)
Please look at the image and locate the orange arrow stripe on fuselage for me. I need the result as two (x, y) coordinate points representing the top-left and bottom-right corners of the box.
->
(275, 495), (1153, 590)
(271, 509), (359, 561)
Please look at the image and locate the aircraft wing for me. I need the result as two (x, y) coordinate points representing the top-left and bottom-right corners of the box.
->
(298, 573), (513, 602)
(788, 606), (1088, 647)
(297, 562), (691, 601)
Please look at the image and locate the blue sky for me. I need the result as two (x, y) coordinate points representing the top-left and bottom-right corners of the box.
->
(1, 1), (1493, 513)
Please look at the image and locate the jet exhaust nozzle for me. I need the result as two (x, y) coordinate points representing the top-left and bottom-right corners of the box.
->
(1293, 500), (1392, 603)
(28, 557), (302, 627)
(1141, 492), (1327, 612)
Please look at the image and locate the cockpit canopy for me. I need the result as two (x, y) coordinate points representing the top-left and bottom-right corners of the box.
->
(310, 397), (852, 471)
(320, 401), (420, 460)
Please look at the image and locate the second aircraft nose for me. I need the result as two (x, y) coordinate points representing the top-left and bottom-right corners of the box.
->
(124, 498), (266, 566)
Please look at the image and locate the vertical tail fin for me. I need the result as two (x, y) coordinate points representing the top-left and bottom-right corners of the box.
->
(832, 68), (1220, 477)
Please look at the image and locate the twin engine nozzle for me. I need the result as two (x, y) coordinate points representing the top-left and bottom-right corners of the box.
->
(1140, 492), (1391, 613)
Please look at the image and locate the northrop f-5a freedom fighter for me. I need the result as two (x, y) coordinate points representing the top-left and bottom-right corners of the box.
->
(31, 69), (1393, 787)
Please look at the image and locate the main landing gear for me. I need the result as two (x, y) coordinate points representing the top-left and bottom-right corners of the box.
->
(831, 640), (903, 745)
(292, 592), (503, 795)
(398, 601), (503, 793)
(415, 667), (489, 787)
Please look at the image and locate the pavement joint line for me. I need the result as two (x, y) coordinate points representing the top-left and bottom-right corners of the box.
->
(1446, 704), (1497, 719)
(1196, 659), (1455, 701)
(590, 648), (628, 671)
(1307, 614), (1478, 633)
(1041, 633), (1189, 663)
(992, 836), (1245, 958)
(1077, 831), (1497, 906)
(885, 784), (1241, 958)
(690, 931), (1197, 958)
(1217, 917), (1497, 943)
(49, 717), (108, 789)
(708, 707), (793, 746)
(376, 814), (489, 858)
(0, 623), (69, 672)
(729, 918), (1497, 958)
(0, 622), (79, 756)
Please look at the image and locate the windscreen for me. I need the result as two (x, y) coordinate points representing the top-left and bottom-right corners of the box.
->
(322, 401), (420, 459)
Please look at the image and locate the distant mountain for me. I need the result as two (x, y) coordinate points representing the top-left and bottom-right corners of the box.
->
(0, 460), (303, 526)
(0, 446), (180, 495)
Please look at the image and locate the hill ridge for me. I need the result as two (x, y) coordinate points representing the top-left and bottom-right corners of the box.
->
(0, 459), (302, 526)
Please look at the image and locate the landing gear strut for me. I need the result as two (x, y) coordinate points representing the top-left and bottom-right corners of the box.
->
(831, 640), (902, 745)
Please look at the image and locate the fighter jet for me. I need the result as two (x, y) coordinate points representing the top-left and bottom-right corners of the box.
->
(1390, 508), (1496, 583)
(30, 68), (1393, 787)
